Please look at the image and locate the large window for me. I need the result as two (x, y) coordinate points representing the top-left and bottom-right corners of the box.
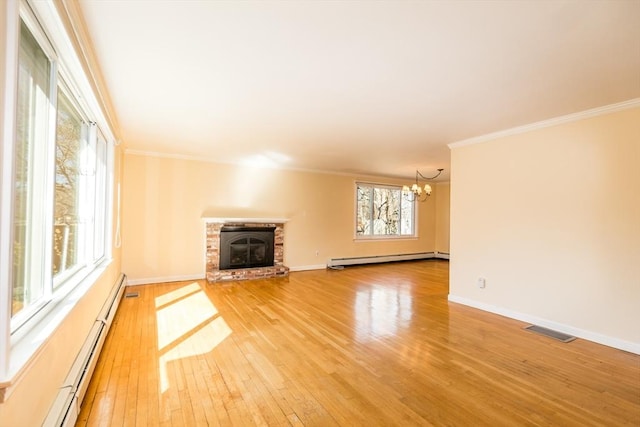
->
(356, 183), (415, 238)
(9, 16), (111, 333)
(11, 20), (54, 321)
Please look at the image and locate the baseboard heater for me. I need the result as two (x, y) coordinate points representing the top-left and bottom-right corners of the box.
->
(43, 273), (127, 427)
(327, 252), (436, 268)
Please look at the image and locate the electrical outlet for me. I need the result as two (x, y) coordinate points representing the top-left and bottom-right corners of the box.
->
(478, 277), (486, 289)
(315, 250), (319, 257)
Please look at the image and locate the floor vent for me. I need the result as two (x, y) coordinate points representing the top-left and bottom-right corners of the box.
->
(525, 325), (576, 343)
(125, 292), (139, 298)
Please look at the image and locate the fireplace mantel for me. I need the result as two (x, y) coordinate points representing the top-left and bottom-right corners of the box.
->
(202, 217), (290, 224)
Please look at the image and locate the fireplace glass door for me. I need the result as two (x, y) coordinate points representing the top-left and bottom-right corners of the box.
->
(220, 227), (275, 270)
(228, 238), (268, 268)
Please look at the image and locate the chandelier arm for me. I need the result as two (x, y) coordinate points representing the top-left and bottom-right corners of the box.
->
(416, 168), (444, 181)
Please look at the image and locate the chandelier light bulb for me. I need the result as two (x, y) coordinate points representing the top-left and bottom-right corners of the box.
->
(403, 168), (443, 202)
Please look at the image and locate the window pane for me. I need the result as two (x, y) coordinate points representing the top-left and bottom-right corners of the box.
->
(356, 185), (371, 235)
(373, 187), (400, 235)
(12, 22), (52, 317)
(53, 90), (85, 281)
(401, 196), (413, 235)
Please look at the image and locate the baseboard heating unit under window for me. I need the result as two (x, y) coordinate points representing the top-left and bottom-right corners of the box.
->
(43, 273), (127, 427)
(327, 252), (436, 268)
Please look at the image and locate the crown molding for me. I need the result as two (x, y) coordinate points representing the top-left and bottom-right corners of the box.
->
(448, 98), (640, 149)
(123, 149), (420, 181)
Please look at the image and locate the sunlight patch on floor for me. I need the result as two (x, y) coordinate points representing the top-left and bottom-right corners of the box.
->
(155, 282), (201, 308)
(155, 282), (232, 393)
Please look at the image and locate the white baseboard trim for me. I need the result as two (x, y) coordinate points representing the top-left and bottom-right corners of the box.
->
(124, 255), (446, 285)
(289, 264), (326, 272)
(126, 274), (205, 286)
(127, 256), (446, 285)
(448, 294), (640, 355)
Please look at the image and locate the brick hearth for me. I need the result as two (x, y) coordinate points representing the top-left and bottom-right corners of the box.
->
(205, 220), (289, 283)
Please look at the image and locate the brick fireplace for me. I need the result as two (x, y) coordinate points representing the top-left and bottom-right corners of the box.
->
(204, 218), (289, 283)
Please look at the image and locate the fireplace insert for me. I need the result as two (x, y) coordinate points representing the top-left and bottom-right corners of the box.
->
(219, 226), (276, 270)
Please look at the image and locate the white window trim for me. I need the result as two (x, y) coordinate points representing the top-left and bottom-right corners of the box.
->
(354, 235), (420, 242)
(8, 8), (59, 334)
(0, 0), (117, 401)
(0, 0), (22, 387)
(354, 181), (418, 240)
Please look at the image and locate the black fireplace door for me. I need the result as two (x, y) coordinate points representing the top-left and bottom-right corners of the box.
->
(219, 227), (275, 270)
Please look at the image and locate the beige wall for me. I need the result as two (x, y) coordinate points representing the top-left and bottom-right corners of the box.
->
(435, 182), (450, 254)
(449, 106), (640, 352)
(0, 147), (124, 426)
(122, 153), (441, 282)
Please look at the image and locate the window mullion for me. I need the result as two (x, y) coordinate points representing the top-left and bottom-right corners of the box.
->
(396, 188), (402, 234)
(82, 122), (97, 263)
(94, 130), (107, 260)
(368, 186), (374, 235)
(75, 121), (89, 267)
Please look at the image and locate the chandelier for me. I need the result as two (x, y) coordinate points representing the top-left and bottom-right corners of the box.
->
(402, 168), (444, 202)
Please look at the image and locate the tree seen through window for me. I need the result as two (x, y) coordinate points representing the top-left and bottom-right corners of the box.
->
(356, 183), (415, 237)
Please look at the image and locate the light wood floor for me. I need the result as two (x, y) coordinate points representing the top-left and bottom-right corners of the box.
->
(77, 260), (640, 426)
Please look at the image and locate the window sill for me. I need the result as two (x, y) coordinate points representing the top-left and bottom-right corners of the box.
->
(354, 236), (419, 242)
(0, 258), (113, 403)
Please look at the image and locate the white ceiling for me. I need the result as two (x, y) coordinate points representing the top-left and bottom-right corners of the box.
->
(78, 0), (640, 180)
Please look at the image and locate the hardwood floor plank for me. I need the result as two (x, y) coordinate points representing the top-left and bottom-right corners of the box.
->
(77, 260), (640, 426)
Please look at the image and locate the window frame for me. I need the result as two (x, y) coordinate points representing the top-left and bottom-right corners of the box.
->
(51, 81), (94, 288)
(8, 14), (58, 332)
(354, 181), (418, 240)
(0, 0), (117, 391)
(9, 6), (112, 335)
